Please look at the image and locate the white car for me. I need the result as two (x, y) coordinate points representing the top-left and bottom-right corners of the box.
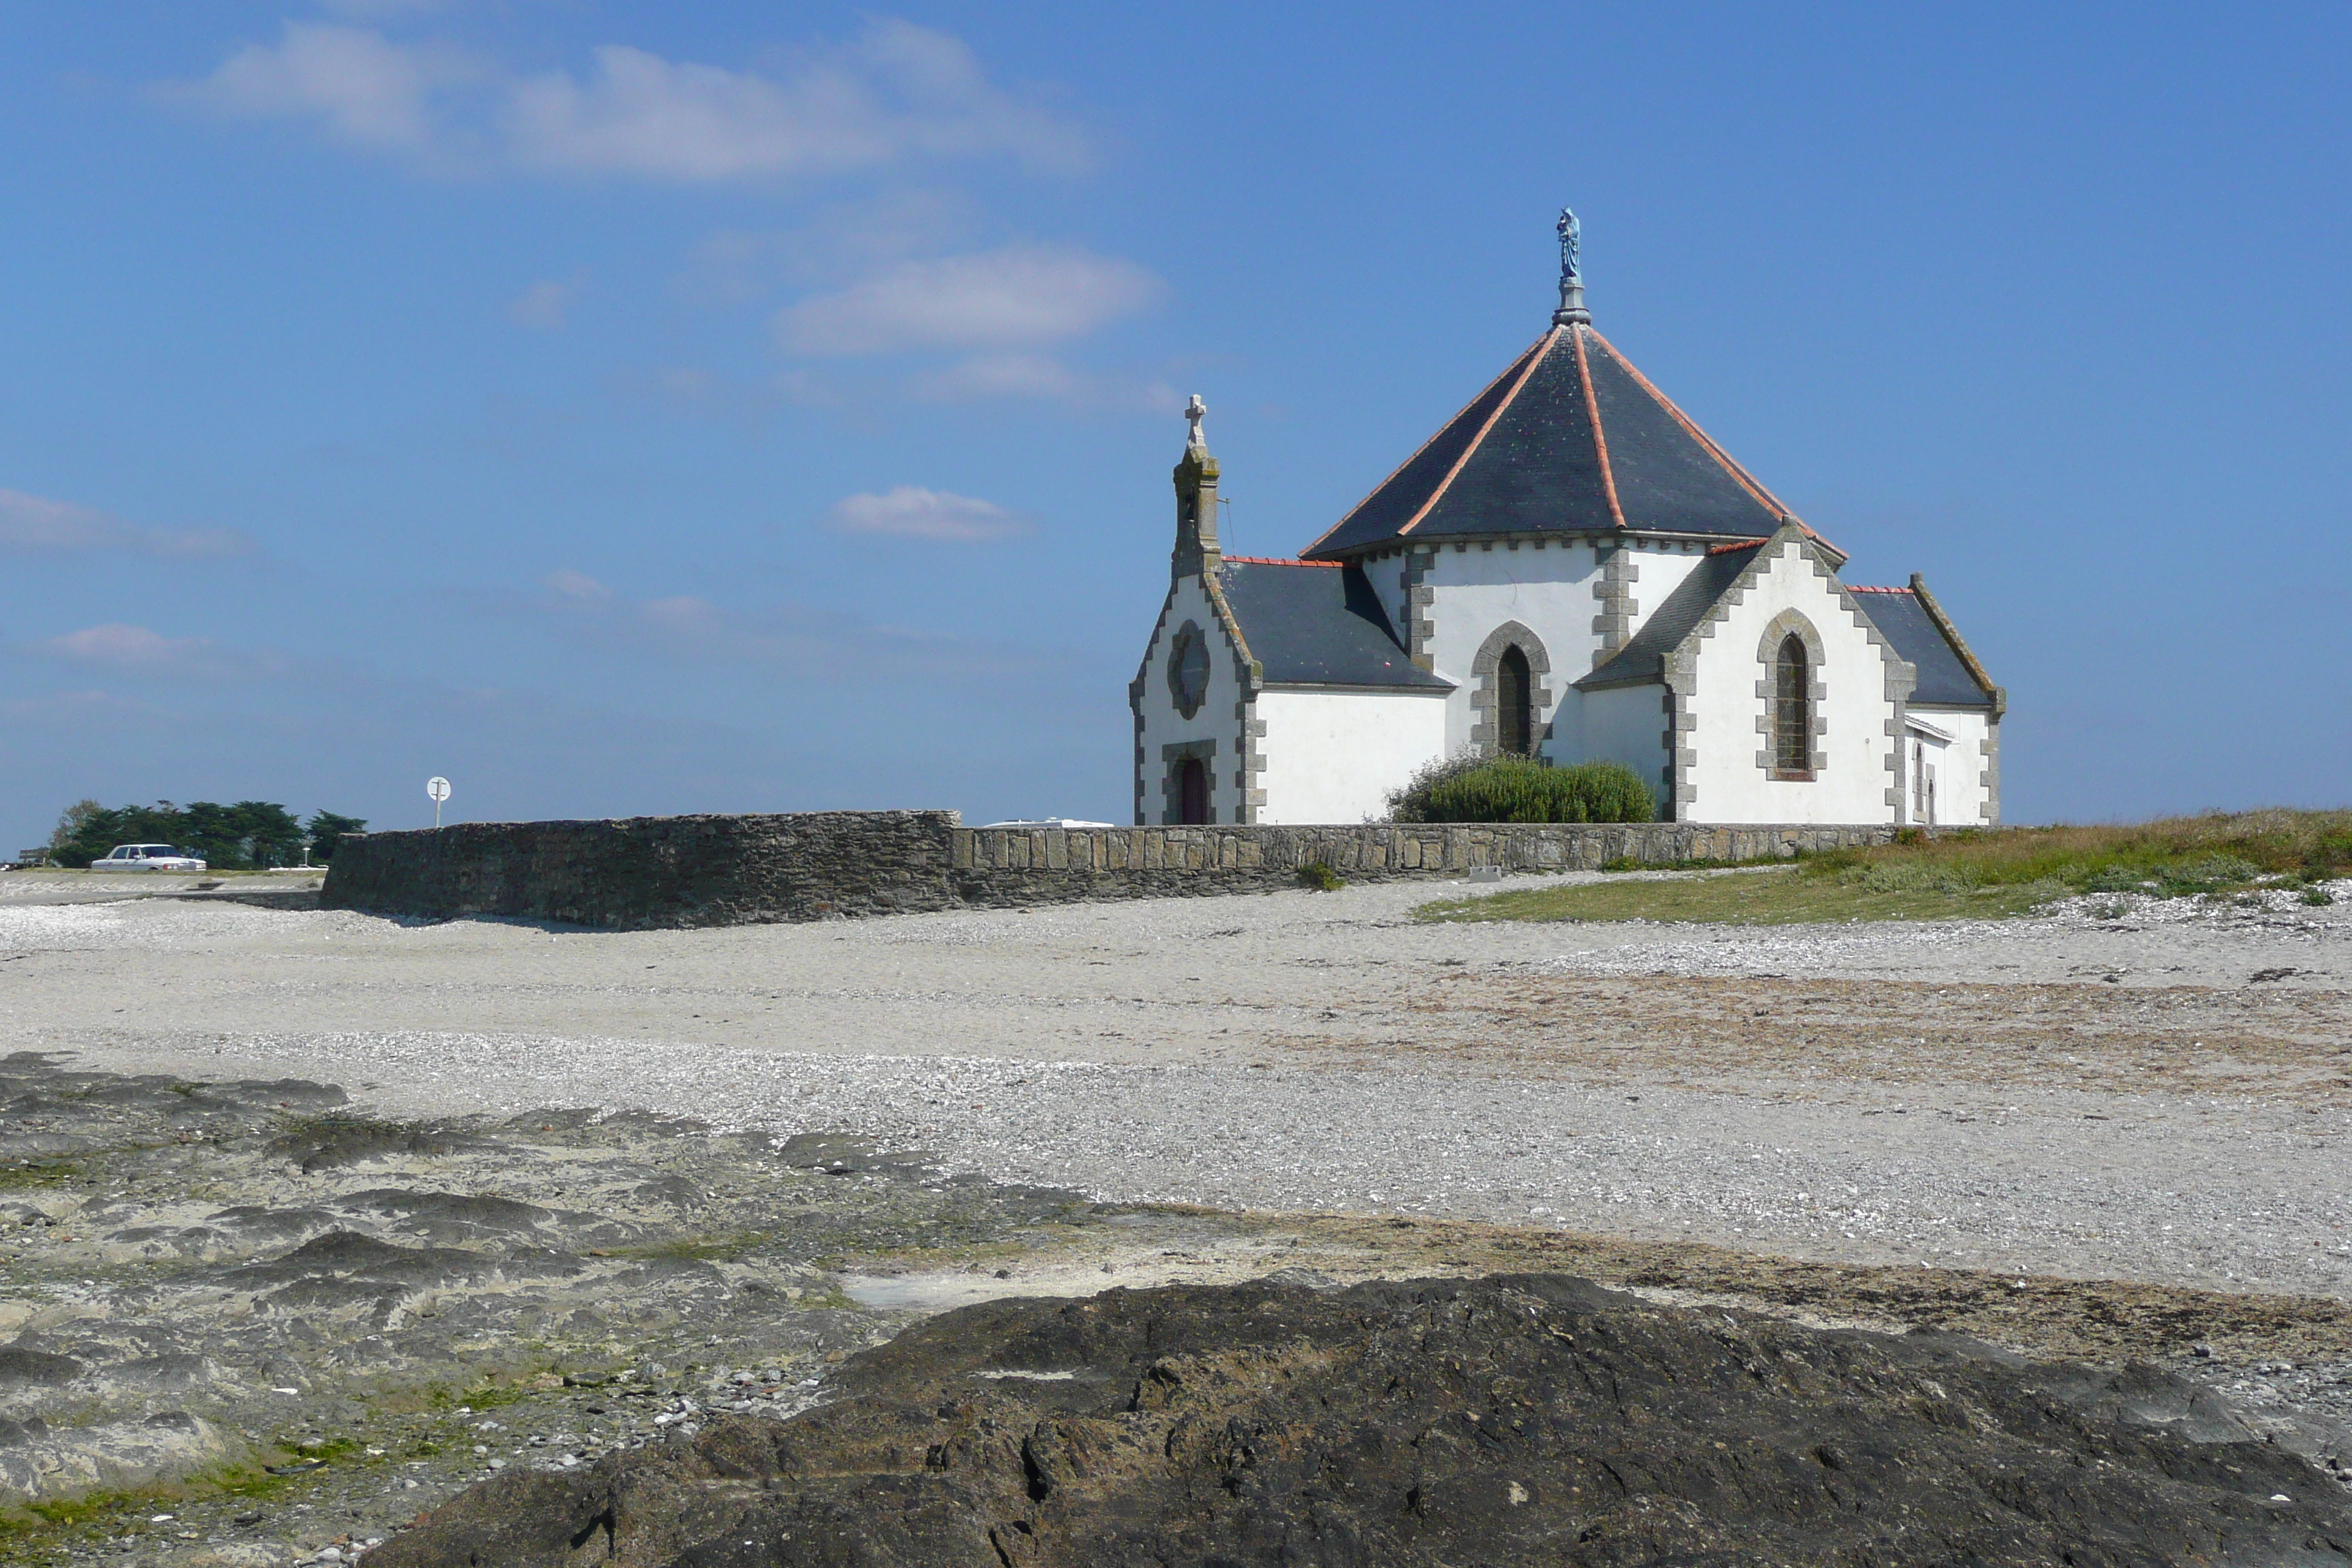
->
(91, 844), (208, 872)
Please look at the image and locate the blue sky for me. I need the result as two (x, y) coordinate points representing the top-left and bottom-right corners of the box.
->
(4, 1), (2348, 843)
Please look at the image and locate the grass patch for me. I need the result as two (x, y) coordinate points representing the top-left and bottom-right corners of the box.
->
(0, 1158), (83, 1191)
(608, 1232), (769, 1265)
(1417, 808), (2352, 926)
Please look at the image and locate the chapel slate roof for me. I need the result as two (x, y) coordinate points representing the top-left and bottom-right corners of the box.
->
(1851, 589), (1999, 709)
(1303, 324), (1799, 559)
(1215, 558), (1452, 690)
(1573, 543), (1763, 690)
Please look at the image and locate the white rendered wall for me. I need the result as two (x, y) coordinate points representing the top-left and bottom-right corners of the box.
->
(1578, 683), (1673, 811)
(1255, 688), (1449, 824)
(1132, 571), (1248, 824)
(1415, 536), (1712, 758)
(1681, 539), (1899, 824)
(1908, 708), (1996, 826)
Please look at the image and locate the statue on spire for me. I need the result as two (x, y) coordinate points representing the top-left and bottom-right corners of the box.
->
(1552, 207), (1590, 327)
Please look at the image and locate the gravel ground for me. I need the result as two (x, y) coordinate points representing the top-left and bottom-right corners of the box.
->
(6, 872), (2351, 1302)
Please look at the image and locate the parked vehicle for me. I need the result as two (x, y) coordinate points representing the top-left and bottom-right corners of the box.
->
(91, 844), (208, 871)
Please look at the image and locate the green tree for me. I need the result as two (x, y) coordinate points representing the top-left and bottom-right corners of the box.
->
(304, 811), (368, 863)
(50, 799), (312, 869)
(45, 799), (108, 864)
(228, 802), (304, 868)
(55, 801), (189, 867)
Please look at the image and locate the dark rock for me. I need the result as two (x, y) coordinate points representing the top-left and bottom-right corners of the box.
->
(267, 1118), (488, 1172)
(0, 1348), (85, 1388)
(368, 1275), (2352, 1567)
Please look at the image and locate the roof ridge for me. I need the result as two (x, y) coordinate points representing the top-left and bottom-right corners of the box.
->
(1705, 538), (1765, 555)
(1585, 328), (1795, 521)
(1302, 331), (1556, 557)
(1570, 325), (1626, 529)
(1847, 584), (1913, 594)
(1224, 556), (1339, 568)
(1396, 328), (1561, 538)
(1908, 573), (2001, 705)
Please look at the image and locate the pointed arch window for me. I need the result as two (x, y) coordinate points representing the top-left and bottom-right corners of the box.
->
(1773, 634), (1814, 779)
(1496, 645), (1534, 756)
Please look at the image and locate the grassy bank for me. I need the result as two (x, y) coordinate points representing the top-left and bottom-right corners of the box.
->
(1417, 808), (2352, 925)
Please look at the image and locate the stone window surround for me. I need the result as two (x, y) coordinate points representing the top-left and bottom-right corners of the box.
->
(1160, 739), (1218, 825)
(1166, 619), (1210, 719)
(1656, 529), (1915, 818)
(1468, 621), (1554, 757)
(1753, 609), (1828, 780)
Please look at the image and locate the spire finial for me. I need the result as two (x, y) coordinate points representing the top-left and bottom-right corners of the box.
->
(1553, 207), (1590, 328)
(1184, 393), (1207, 452)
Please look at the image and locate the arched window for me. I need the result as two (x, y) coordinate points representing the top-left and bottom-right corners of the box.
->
(1774, 634), (1812, 777)
(1177, 757), (1210, 824)
(1496, 645), (1533, 756)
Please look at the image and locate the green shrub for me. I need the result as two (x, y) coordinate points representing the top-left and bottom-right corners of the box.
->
(1297, 861), (1346, 892)
(1387, 753), (1655, 824)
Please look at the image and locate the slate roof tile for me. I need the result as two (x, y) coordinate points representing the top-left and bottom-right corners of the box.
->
(1215, 559), (1452, 691)
(1303, 325), (1804, 559)
(1850, 588), (1999, 709)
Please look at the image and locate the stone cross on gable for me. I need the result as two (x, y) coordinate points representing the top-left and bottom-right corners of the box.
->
(1184, 393), (1207, 451)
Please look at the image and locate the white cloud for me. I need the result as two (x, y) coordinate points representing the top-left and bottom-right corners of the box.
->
(166, 19), (1085, 182)
(504, 23), (1085, 181)
(34, 624), (254, 680)
(825, 486), (1028, 542)
(175, 22), (483, 151)
(506, 278), (573, 328)
(0, 489), (252, 559)
(542, 568), (612, 601)
(775, 244), (1158, 355)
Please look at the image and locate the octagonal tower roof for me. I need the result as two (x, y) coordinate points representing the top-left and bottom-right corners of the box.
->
(1301, 322), (1823, 561)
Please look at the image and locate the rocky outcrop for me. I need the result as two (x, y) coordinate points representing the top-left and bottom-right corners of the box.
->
(372, 1274), (2352, 1567)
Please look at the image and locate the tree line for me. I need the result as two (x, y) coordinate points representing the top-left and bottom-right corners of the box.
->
(44, 800), (368, 870)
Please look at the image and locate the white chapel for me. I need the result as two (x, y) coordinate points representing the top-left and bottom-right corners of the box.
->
(1131, 214), (2003, 829)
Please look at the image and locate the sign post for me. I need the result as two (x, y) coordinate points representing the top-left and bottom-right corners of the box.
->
(426, 776), (451, 829)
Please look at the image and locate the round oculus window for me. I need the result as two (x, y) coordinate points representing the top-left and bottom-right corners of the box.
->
(1168, 622), (1210, 717)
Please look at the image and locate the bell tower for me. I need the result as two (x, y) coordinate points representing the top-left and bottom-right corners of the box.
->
(1170, 393), (1221, 578)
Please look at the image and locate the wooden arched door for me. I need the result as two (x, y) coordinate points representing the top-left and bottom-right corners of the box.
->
(1177, 757), (1210, 824)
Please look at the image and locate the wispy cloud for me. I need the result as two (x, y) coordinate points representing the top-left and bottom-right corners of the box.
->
(506, 277), (573, 328)
(31, 624), (271, 681)
(530, 570), (1056, 679)
(678, 190), (980, 306)
(825, 486), (1028, 542)
(165, 18), (1087, 182)
(775, 244), (1158, 355)
(314, 0), (456, 16)
(173, 22), (485, 153)
(909, 353), (1180, 412)
(0, 489), (253, 559)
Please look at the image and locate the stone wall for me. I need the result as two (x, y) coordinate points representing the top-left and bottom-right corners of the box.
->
(322, 811), (1895, 929)
(320, 812), (966, 928)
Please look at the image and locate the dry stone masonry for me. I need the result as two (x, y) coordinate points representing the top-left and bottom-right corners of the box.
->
(320, 810), (1892, 929)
